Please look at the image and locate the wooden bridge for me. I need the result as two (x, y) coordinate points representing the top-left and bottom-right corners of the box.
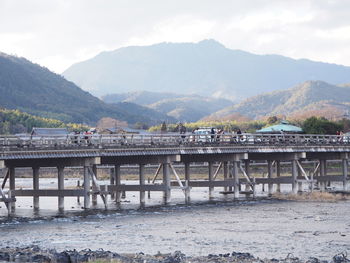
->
(1, 133), (349, 213)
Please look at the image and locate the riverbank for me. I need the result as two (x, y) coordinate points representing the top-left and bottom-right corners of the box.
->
(0, 246), (349, 263)
(1, 199), (349, 261)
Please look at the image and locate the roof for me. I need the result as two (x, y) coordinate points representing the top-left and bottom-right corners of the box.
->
(31, 128), (69, 136)
(256, 121), (303, 133)
(99, 127), (150, 134)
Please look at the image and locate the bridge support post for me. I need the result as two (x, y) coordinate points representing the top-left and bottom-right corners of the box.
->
(184, 162), (190, 204)
(92, 165), (98, 206)
(228, 162), (233, 192)
(208, 162), (214, 200)
(223, 161), (228, 192)
(139, 164), (145, 208)
(110, 167), (115, 200)
(9, 167), (15, 211)
(342, 158), (348, 191)
(297, 161), (303, 193)
(244, 160), (250, 192)
(319, 159), (326, 191)
(58, 166), (64, 210)
(233, 161), (239, 199)
(33, 167), (39, 210)
(292, 160), (298, 194)
(114, 165), (122, 203)
(163, 163), (171, 204)
(267, 160), (274, 196)
(276, 161), (281, 193)
(83, 166), (90, 209)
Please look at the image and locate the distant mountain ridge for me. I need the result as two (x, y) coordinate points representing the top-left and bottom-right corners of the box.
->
(63, 40), (350, 100)
(102, 91), (232, 122)
(0, 52), (174, 125)
(204, 81), (350, 121)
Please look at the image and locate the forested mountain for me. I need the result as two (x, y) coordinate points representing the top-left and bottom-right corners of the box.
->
(0, 52), (173, 125)
(204, 81), (350, 121)
(102, 91), (232, 122)
(63, 40), (350, 100)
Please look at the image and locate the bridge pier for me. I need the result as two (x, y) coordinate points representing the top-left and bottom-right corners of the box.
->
(58, 166), (64, 210)
(297, 161), (303, 193)
(267, 160), (274, 196)
(83, 166), (90, 209)
(110, 167), (115, 200)
(163, 162), (171, 204)
(9, 167), (15, 212)
(92, 165), (98, 206)
(276, 161), (281, 193)
(208, 162), (214, 200)
(33, 167), (39, 210)
(244, 160), (251, 192)
(232, 161), (239, 199)
(139, 164), (145, 208)
(184, 162), (191, 203)
(115, 165), (122, 204)
(342, 157), (348, 191)
(292, 160), (298, 194)
(228, 162), (233, 192)
(223, 161), (228, 192)
(319, 159), (326, 191)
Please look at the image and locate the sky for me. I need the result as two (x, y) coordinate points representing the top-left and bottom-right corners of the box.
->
(0, 0), (349, 73)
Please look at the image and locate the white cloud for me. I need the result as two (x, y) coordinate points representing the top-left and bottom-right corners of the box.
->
(0, 0), (349, 72)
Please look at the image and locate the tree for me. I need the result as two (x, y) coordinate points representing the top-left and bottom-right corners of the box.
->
(267, 116), (278, 125)
(302, 117), (342, 134)
(160, 121), (167, 132)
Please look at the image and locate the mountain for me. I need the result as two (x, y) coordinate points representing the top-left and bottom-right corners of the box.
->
(102, 91), (185, 105)
(0, 52), (173, 125)
(204, 81), (350, 120)
(63, 39), (350, 100)
(101, 91), (232, 122)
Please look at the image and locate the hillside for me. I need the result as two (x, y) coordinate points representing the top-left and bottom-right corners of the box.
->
(0, 52), (173, 125)
(63, 40), (350, 100)
(0, 108), (88, 134)
(102, 91), (185, 105)
(204, 81), (350, 120)
(102, 91), (232, 122)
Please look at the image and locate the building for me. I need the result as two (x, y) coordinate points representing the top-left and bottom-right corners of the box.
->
(256, 121), (303, 133)
(31, 128), (69, 136)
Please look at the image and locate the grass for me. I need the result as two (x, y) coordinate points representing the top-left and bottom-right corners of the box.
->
(272, 191), (350, 202)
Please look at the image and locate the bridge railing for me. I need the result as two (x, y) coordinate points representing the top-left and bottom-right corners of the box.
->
(0, 133), (349, 149)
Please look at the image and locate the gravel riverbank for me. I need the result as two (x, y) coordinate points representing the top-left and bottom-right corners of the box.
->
(0, 246), (349, 263)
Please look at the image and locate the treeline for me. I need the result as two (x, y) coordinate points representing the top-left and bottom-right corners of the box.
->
(0, 108), (88, 135)
(300, 117), (350, 134)
(149, 117), (350, 135)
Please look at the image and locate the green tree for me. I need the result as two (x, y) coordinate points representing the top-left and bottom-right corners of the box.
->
(302, 117), (342, 134)
(160, 121), (167, 132)
(267, 116), (278, 125)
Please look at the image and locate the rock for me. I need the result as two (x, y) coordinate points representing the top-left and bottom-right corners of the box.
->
(31, 253), (52, 262)
(231, 251), (255, 260)
(54, 251), (70, 263)
(0, 252), (10, 261)
(333, 253), (350, 263)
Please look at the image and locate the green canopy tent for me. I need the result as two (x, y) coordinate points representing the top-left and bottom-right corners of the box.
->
(256, 121), (303, 133)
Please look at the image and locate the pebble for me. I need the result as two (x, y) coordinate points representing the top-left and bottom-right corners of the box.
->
(0, 246), (348, 262)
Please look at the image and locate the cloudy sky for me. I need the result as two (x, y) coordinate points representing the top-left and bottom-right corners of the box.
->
(0, 0), (349, 73)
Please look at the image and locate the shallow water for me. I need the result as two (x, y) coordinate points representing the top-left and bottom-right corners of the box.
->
(0, 179), (349, 260)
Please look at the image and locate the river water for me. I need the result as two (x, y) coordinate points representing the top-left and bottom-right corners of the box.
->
(0, 178), (349, 261)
